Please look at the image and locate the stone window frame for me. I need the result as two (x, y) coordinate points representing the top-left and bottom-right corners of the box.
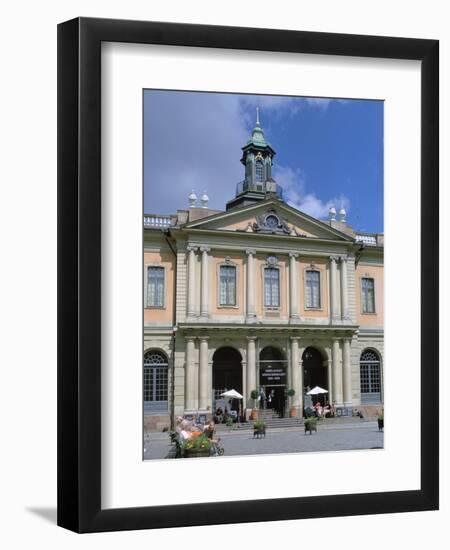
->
(360, 275), (377, 314)
(359, 347), (383, 404)
(216, 258), (240, 309)
(262, 262), (281, 311)
(144, 263), (166, 309)
(143, 347), (170, 412)
(302, 264), (324, 311)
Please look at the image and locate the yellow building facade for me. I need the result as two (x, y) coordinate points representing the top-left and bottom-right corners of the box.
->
(143, 119), (384, 430)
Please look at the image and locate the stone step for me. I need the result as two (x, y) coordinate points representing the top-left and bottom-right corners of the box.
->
(260, 421), (304, 428)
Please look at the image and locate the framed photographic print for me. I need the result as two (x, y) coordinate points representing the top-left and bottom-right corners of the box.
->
(57, 17), (439, 533)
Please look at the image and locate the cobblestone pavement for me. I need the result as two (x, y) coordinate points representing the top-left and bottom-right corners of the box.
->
(143, 422), (384, 460)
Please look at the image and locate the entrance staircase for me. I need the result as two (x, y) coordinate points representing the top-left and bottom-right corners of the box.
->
(252, 408), (304, 429)
(216, 408), (304, 432)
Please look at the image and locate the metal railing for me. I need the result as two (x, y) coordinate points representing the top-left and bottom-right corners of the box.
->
(235, 180), (283, 199)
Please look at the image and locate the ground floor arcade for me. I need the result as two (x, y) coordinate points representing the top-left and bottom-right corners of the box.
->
(143, 327), (384, 431)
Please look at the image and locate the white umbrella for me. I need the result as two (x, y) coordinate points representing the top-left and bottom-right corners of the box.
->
(306, 386), (328, 408)
(220, 389), (243, 399)
(307, 386), (328, 395)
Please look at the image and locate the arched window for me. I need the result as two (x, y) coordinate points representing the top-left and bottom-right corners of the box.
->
(255, 159), (264, 185)
(144, 350), (169, 412)
(360, 349), (382, 403)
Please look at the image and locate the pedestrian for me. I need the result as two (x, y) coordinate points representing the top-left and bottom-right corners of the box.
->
(179, 420), (193, 441)
(314, 401), (322, 417)
(259, 387), (266, 409)
(175, 416), (183, 434)
(204, 421), (215, 439)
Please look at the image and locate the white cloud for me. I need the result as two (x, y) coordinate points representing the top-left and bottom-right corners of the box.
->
(241, 95), (343, 122)
(274, 165), (350, 220)
(143, 91), (351, 216)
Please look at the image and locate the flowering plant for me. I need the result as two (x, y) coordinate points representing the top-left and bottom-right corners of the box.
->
(253, 420), (266, 430)
(182, 434), (212, 451)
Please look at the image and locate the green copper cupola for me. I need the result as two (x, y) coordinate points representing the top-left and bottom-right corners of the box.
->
(226, 108), (283, 210)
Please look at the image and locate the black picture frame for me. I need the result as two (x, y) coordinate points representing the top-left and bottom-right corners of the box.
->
(57, 17), (439, 533)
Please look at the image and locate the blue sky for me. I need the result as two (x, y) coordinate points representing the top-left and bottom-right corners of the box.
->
(144, 90), (384, 233)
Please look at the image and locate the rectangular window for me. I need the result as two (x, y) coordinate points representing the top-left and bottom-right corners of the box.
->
(361, 277), (375, 313)
(264, 267), (280, 307)
(219, 265), (236, 306)
(305, 270), (321, 308)
(147, 266), (165, 307)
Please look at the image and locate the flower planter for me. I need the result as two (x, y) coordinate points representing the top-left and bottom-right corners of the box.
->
(253, 427), (266, 439)
(290, 406), (298, 418)
(250, 409), (259, 420)
(304, 419), (318, 435)
(184, 447), (211, 458)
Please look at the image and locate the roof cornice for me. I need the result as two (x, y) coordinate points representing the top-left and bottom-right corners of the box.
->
(183, 197), (354, 242)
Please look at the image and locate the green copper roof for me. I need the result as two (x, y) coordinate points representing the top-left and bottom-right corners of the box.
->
(247, 125), (269, 147)
(244, 108), (274, 149)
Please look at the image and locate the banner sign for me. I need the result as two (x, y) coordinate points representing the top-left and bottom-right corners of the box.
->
(260, 365), (286, 383)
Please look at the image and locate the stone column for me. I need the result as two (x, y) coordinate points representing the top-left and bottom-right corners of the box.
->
(330, 256), (339, 321)
(246, 249), (256, 322)
(198, 336), (209, 410)
(340, 256), (349, 321)
(298, 349), (305, 414)
(289, 252), (299, 321)
(242, 357), (247, 412)
(290, 337), (301, 411)
(200, 246), (210, 318)
(327, 356), (333, 406)
(246, 336), (257, 410)
(185, 336), (196, 410)
(342, 337), (352, 406)
(332, 338), (343, 406)
(187, 246), (198, 317)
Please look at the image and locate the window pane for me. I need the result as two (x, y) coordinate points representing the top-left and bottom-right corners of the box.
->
(219, 265), (236, 306)
(228, 268), (236, 304)
(147, 267), (164, 307)
(144, 350), (169, 410)
(219, 267), (227, 304)
(264, 268), (279, 307)
(362, 278), (375, 313)
(255, 160), (264, 183)
(306, 271), (320, 308)
(305, 282), (312, 308)
(360, 349), (381, 403)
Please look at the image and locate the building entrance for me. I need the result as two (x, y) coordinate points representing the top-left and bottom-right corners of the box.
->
(212, 347), (242, 413)
(259, 346), (287, 417)
(302, 347), (328, 407)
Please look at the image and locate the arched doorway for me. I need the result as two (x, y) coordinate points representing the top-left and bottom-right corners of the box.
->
(259, 346), (287, 417)
(143, 349), (169, 413)
(212, 347), (242, 414)
(302, 347), (328, 407)
(360, 349), (382, 403)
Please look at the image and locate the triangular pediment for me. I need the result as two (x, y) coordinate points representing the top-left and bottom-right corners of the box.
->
(183, 199), (353, 242)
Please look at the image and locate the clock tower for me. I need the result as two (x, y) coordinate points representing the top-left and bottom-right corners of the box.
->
(226, 108), (283, 210)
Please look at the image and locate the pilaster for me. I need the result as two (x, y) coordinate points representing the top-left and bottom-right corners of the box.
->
(186, 246), (198, 318)
(200, 246), (210, 318)
(246, 249), (257, 322)
(198, 336), (209, 410)
(289, 252), (299, 321)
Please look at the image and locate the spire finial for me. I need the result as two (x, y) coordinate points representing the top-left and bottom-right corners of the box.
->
(256, 106), (260, 126)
